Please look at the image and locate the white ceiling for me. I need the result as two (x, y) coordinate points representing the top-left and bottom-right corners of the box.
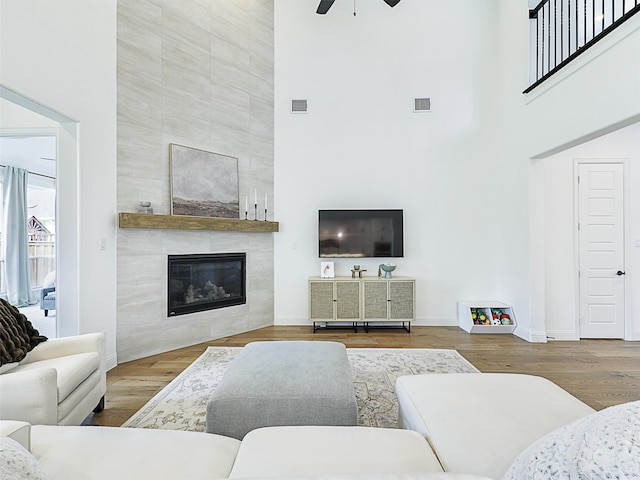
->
(0, 96), (58, 181)
(0, 135), (56, 179)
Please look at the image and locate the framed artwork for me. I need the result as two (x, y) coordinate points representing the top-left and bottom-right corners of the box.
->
(170, 144), (239, 218)
(320, 261), (335, 278)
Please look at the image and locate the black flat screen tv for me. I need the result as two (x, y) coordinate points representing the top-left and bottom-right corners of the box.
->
(318, 209), (404, 258)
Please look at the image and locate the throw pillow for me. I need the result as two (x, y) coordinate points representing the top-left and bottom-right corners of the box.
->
(503, 400), (640, 479)
(0, 436), (49, 480)
(42, 271), (56, 289)
(0, 299), (47, 366)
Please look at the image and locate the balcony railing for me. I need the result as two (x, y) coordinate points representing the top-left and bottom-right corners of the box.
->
(526, 0), (640, 92)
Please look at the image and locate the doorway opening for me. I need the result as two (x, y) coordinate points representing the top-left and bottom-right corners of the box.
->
(0, 135), (57, 338)
(1, 84), (79, 339)
(531, 121), (638, 341)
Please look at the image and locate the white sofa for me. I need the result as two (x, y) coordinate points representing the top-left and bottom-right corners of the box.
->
(0, 421), (492, 480)
(0, 333), (106, 426)
(396, 373), (625, 479)
(2, 371), (637, 479)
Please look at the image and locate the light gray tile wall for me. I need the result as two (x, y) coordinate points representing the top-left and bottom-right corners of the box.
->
(116, 0), (274, 362)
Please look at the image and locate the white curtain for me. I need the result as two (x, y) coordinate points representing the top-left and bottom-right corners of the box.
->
(2, 166), (36, 306)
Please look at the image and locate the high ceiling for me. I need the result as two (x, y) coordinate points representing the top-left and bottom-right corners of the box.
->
(0, 97), (57, 182)
(0, 134), (56, 180)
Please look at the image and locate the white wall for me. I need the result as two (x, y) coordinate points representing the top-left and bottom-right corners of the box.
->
(274, 0), (532, 333)
(0, 1), (118, 366)
(527, 21), (640, 341)
(496, 0), (640, 340)
(275, 0), (640, 342)
(537, 124), (640, 340)
(2, 0), (636, 363)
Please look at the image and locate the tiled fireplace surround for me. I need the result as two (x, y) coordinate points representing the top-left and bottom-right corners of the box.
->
(116, 229), (274, 363)
(115, 1), (275, 363)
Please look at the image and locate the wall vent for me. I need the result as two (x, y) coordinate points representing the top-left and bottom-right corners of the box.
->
(414, 97), (431, 112)
(291, 99), (308, 113)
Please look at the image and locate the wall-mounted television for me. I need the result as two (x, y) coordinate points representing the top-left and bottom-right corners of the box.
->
(318, 209), (404, 258)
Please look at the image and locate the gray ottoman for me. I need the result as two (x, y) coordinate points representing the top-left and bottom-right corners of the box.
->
(205, 341), (357, 439)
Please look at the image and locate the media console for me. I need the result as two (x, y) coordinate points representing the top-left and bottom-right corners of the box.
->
(308, 276), (415, 332)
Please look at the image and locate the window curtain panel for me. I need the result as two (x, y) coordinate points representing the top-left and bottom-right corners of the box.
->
(2, 166), (36, 307)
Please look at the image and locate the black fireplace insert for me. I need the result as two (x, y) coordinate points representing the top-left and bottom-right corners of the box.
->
(168, 253), (246, 316)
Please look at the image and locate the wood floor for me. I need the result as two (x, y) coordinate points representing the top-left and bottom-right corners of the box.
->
(83, 326), (640, 427)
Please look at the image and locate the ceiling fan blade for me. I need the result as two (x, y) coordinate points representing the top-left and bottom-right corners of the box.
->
(316, 0), (336, 14)
(383, 0), (401, 6)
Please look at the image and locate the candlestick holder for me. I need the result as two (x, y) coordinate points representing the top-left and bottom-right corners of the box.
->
(244, 210), (248, 220)
(264, 208), (268, 221)
(254, 204), (258, 221)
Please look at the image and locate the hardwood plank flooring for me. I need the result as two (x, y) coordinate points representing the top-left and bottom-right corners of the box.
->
(83, 326), (640, 427)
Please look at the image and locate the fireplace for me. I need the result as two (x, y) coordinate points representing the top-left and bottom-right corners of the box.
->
(168, 253), (246, 316)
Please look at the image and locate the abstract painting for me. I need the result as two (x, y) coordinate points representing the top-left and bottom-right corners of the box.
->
(170, 144), (239, 218)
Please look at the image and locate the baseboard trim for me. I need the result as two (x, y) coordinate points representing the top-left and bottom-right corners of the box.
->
(514, 327), (547, 343)
(545, 330), (580, 341)
(106, 353), (118, 371)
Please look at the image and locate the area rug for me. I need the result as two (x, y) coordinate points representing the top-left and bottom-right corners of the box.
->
(122, 346), (479, 432)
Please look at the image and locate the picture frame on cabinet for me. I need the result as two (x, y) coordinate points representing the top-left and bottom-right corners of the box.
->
(320, 262), (335, 278)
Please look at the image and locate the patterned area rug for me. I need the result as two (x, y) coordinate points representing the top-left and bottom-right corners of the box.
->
(122, 346), (479, 431)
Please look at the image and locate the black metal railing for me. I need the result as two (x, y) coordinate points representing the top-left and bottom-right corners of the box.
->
(526, 0), (640, 92)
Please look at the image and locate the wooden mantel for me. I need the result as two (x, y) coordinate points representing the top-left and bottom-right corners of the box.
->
(118, 212), (279, 232)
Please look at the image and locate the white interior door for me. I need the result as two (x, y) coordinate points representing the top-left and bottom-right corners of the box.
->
(578, 162), (625, 339)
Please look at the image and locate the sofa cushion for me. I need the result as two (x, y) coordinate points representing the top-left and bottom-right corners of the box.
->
(0, 362), (19, 374)
(0, 436), (49, 480)
(239, 475), (495, 480)
(396, 373), (595, 479)
(0, 420), (31, 450)
(229, 425), (444, 478)
(0, 298), (47, 366)
(502, 400), (640, 480)
(13, 352), (100, 402)
(31, 425), (241, 480)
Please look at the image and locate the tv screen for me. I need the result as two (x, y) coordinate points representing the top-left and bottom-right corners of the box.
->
(319, 209), (404, 258)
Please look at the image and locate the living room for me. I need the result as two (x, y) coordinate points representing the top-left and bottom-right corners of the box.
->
(2, 0), (639, 370)
(1, 1), (640, 477)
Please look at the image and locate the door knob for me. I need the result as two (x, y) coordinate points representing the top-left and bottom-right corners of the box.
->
(616, 270), (626, 276)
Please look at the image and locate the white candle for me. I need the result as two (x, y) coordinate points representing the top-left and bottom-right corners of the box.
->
(254, 189), (257, 206)
(245, 196), (248, 212)
(265, 193), (268, 210)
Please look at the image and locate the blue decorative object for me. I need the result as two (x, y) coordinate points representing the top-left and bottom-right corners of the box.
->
(379, 263), (397, 278)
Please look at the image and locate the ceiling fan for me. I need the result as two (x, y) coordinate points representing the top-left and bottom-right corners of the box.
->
(316, 0), (401, 15)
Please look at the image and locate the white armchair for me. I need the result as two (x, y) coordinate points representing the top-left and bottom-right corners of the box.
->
(0, 332), (106, 426)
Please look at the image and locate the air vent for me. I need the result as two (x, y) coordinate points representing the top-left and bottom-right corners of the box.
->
(414, 97), (431, 112)
(291, 99), (308, 113)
